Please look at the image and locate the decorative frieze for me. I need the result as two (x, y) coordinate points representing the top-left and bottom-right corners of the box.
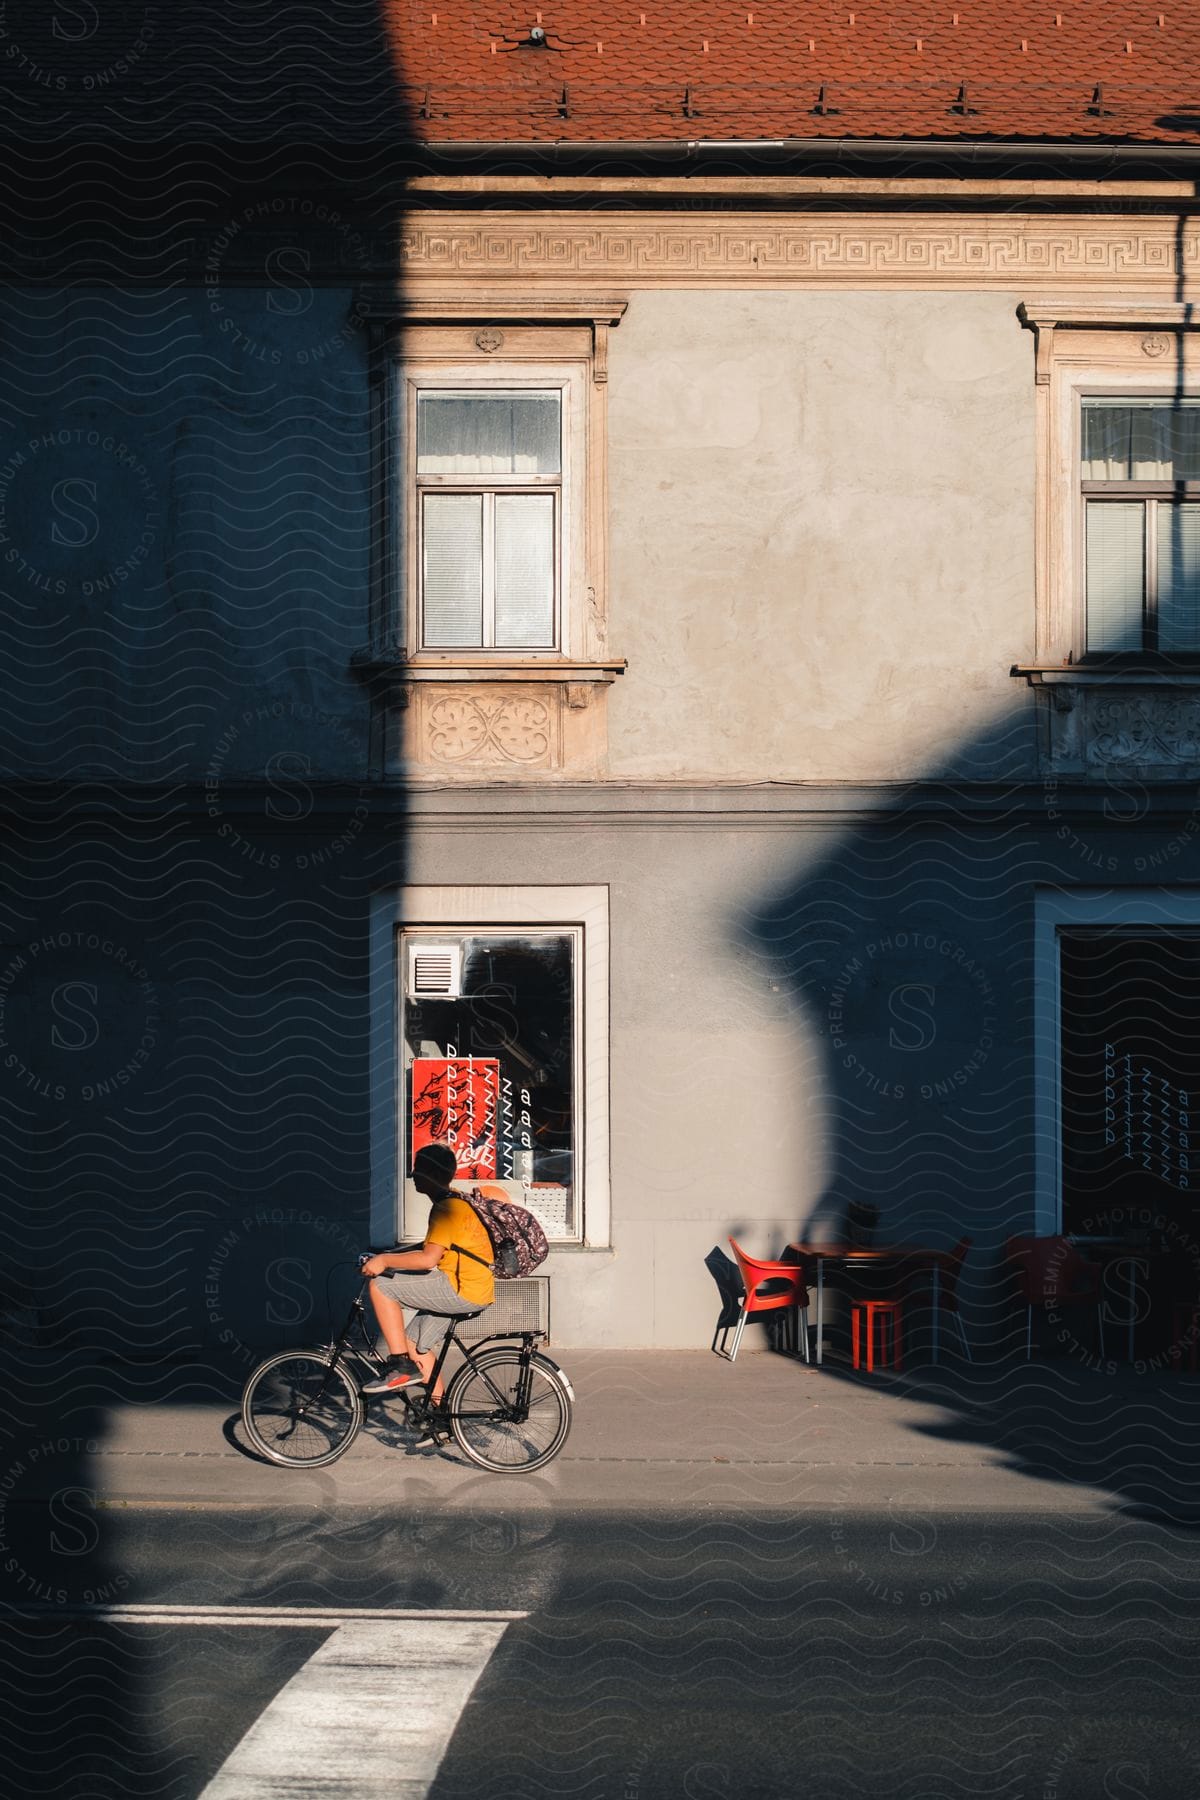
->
(399, 214), (1197, 290)
(404, 681), (613, 777)
(426, 694), (558, 768)
(1040, 686), (1200, 777)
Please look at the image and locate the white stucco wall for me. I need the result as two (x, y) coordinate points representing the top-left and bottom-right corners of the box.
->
(605, 290), (1035, 782)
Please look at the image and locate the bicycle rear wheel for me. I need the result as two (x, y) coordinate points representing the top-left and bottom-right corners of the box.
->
(242, 1350), (364, 1468)
(445, 1348), (572, 1473)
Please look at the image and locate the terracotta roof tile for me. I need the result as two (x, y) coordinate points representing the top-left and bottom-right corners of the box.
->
(384, 0), (1200, 141)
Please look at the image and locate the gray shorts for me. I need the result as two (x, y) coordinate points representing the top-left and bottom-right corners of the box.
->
(371, 1267), (487, 1354)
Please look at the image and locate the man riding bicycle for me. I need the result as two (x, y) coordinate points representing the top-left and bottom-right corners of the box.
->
(360, 1141), (495, 1398)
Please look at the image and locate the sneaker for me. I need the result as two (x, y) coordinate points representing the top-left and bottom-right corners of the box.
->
(362, 1357), (424, 1395)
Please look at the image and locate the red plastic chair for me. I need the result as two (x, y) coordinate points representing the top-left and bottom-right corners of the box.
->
(850, 1298), (903, 1371)
(725, 1238), (811, 1363)
(864, 1236), (973, 1368)
(1005, 1235), (1105, 1361)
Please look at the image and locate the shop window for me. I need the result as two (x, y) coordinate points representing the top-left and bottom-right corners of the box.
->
(381, 884), (610, 1247)
(1059, 927), (1200, 1234)
(401, 927), (579, 1238)
(1034, 892), (1200, 1233)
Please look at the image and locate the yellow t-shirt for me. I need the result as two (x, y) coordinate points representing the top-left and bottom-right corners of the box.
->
(425, 1191), (496, 1307)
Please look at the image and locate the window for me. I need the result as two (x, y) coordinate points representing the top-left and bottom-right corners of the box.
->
(1083, 398), (1200, 655)
(1033, 890), (1200, 1236)
(369, 885), (610, 1249)
(1059, 927), (1199, 1231)
(398, 344), (596, 668)
(402, 928), (579, 1235)
(417, 389), (563, 651)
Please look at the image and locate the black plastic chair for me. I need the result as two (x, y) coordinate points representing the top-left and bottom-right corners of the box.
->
(704, 1246), (744, 1356)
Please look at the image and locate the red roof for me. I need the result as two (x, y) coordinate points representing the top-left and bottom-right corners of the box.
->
(384, 0), (1200, 143)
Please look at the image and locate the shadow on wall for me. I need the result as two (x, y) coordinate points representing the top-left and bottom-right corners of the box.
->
(731, 693), (1200, 1524)
(0, 1), (418, 1792)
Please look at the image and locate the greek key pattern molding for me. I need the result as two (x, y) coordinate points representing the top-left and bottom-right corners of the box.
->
(400, 216), (1195, 289)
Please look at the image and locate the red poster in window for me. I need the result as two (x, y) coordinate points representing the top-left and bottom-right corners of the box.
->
(411, 1057), (500, 1181)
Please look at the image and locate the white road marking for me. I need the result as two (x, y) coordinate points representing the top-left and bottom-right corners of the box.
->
(0, 1603), (526, 1627)
(198, 1615), (513, 1799)
(0, 1603), (524, 1797)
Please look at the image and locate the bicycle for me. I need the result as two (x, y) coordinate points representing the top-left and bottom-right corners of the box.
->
(240, 1262), (574, 1474)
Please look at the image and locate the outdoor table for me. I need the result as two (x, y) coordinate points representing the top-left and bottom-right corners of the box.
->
(786, 1243), (953, 1366)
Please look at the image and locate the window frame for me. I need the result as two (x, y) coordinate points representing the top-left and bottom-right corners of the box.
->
(415, 383), (567, 653)
(1034, 888), (1200, 1234)
(399, 923), (583, 1239)
(1033, 330), (1200, 666)
(1079, 397), (1200, 658)
(401, 357), (589, 665)
(368, 885), (611, 1252)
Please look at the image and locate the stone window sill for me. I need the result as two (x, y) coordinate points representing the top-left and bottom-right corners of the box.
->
(1012, 662), (1200, 713)
(354, 646), (625, 690)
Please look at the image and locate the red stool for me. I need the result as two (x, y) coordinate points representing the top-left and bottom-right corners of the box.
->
(851, 1300), (903, 1371)
(1171, 1305), (1200, 1371)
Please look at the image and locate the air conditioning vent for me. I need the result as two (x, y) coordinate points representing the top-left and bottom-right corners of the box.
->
(407, 942), (463, 998)
(455, 1278), (550, 1342)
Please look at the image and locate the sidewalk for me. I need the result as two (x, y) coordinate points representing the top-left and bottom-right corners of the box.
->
(81, 1350), (1185, 1515)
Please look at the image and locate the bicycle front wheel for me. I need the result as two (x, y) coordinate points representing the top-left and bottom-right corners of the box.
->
(445, 1348), (572, 1473)
(242, 1350), (364, 1468)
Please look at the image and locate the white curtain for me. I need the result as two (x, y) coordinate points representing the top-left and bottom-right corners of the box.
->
(417, 392), (560, 476)
(1082, 399), (1200, 482)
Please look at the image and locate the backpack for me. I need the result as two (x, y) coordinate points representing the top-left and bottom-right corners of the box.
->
(455, 1187), (550, 1279)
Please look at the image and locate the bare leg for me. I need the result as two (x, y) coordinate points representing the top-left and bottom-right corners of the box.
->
(412, 1344), (443, 1402)
(370, 1284), (419, 1360)
(370, 1287), (448, 1401)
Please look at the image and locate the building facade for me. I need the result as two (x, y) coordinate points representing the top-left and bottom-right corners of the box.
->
(4, 2), (1200, 1362)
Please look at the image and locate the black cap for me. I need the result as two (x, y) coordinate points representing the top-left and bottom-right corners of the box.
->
(409, 1142), (458, 1186)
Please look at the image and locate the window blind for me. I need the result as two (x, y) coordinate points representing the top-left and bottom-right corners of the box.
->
(423, 493), (483, 646)
(1085, 502), (1144, 653)
(1158, 502), (1200, 652)
(494, 494), (555, 648)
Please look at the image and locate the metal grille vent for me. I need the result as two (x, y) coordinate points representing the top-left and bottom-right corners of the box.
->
(407, 943), (462, 998)
(455, 1278), (550, 1342)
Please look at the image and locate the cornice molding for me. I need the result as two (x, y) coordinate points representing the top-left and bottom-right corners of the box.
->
(399, 211), (1200, 290)
(360, 289), (629, 324)
(1018, 299), (1200, 330)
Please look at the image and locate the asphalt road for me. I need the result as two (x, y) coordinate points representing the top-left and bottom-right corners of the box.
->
(3, 1504), (1200, 1800)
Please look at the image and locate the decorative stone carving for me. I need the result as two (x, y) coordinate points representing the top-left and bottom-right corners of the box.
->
(401, 217), (1196, 288)
(1141, 333), (1172, 357)
(426, 694), (556, 766)
(1087, 695), (1200, 766)
(474, 327), (504, 353)
(1040, 685), (1200, 776)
